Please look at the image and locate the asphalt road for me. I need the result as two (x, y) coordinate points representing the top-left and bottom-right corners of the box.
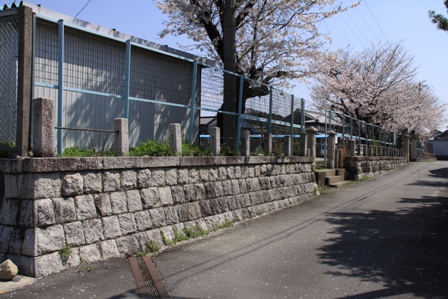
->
(154, 161), (448, 299)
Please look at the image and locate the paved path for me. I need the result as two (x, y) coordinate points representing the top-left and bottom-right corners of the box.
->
(154, 161), (448, 299)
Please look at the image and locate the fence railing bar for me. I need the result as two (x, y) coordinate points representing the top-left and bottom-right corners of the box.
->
(54, 126), (118, 134)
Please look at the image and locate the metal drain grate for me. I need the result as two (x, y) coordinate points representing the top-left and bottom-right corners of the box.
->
(129, 256), (171, 299)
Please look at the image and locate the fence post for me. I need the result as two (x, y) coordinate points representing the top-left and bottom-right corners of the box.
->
(348, 139), (356, 156)
(300, 132), (307, 156)
(326, 130), (336, 169)
(209, 127), (221, 156)
(306, 126), (317, 158)
(169, 123), (182, 156)
(114, 118), (128, 156)
(410, 139), (417, 162)
(33, 98), (55, 157)
(403, 135), (410, 162)
(263, 133), (272, 155)
(241, 129), (250, 156)
(284, 136), (292, 156)
(57, 19), (64, 155)
(189, 61), (198, 144)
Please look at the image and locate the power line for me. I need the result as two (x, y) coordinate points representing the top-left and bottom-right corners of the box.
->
(354, 5), (379, 41)
(363, 0), (389, 42)
(337, 14), (366, 47)
(345, 9), (371, 44)
(75, 0), (93, 19)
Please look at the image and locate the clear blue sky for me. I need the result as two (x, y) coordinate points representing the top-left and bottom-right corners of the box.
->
(23, 0), (448, 128)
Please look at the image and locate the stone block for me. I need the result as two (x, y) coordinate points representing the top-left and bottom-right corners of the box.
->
(75, 195), (97, 220)
(115, 235), (138, 256)
(19, 173), (61, 199)
(187, 202), (201, 220)
(194, 184), (206, 201)
(209, 198), (222, 215)
(0, 226), (13, 253)
(1, 199), (20, 226)
(230, 180), (240, 195)
(34, 252), (64, 277)
(151, 169), (165, 187)
(33, 225), (65, 255)
(159, 186), (174, 206)
(3, 175), (18, 199)
(239, 179), (248, 194)
(79, 244), (102, 263)
(171, 185), (185, 204)
(63, 221), (86, 246)
(209, 168), (218, 181)
(102, 216), (122, 239)
(61, 247), (81, 269)
(198, 200), (212, 217)
(188, 169), (199, 184)
(227, 196), (237, 211)
(164, 206), (179, 225)
(30, 198), (56, 227)
(110, 192), (128, 214)
(176, 204), (189, 222)
(126, 190), (143, 212)
(62, 173), (83, 196)
(99, 240), (121, 259)
(52, 197), (77, 224)
(103, 171), (120, 192)
(94, 193), (112, 216)
(222, 180), (232, 196)
(83, 172), (102, 194)
(83, 219), (104, 244)
(165, 169), (177, 186)
(177, 169), (188, 185)
(141, 187), (161, 208)
(183, 184), (195, 202)
(118, 213), (137, 235)
(199, 169), (209, 182)
(0, 259), (18, 280)
(121, 170), (137, 190)
(8, 229), (23, 254)
(149, 208), (166, 228)
(134, 210), (152, 231)
(137, 169), (151, 189)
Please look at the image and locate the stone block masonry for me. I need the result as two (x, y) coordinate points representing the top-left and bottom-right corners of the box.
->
(0, 155), (315, 277)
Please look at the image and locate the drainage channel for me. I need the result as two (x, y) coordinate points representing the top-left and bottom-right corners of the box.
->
(129, 256), (171, 299)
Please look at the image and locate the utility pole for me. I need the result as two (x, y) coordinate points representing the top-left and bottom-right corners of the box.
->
(222, 0), (237, 149)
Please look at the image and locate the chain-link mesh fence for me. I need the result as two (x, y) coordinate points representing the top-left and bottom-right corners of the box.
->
(0, 17), (18, 145)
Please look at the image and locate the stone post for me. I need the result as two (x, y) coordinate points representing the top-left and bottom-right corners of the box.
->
(114, 118), (128, 156)
(403, 135), (410, 162)
(283, 136), (292, 156)
(348, 139), (356, 156)
(241, 130), (250, 156)
(32, 98), (55, 157)
(169, 123), (182, 155)
(410, 139), (417, 162)
(209, 127), (221, 156)
(306, 126), (317, 158)
(300, 132), (307, 156)
(326, 130), (336, 169)
(263, 133), (272, 155)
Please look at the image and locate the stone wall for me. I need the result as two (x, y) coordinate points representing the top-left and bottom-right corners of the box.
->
(344, 156), (406, 180)
(0, 156), (315, 277)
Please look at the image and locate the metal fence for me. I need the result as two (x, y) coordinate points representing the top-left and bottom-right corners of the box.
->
(0, 15), (18, 148)
(323, 109), (398, 157)
(28, 12), (306, 155)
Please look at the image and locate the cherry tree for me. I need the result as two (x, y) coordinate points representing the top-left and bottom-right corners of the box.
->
(157, 0), (358, 102)
(310, 42), (445, 137)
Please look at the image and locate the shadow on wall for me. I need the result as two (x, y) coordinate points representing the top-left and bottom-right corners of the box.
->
(318, 191), (448, 298)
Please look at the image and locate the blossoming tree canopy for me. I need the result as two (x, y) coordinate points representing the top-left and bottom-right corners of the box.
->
(310, 42), (446, 137)
(156, 0), (359, 89)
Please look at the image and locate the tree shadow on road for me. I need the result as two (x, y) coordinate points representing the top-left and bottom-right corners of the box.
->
(318, 195), (448, 299)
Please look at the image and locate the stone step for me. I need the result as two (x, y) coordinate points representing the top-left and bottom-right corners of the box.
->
(329, 180), (352, 188)
(325, 175), (344, 185)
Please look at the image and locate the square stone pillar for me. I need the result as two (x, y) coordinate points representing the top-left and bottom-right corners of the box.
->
(241, 130), (250, 156)
(306, 126), (317, 158)
(114, 118), (129, 156)
(348, 139), (356, 156)
(209, 127), (221, 156)
(326, 130), (336, 169)
(263, 133), (272, 155)
(169, 123), (182, 155)
(403, 135), (410, 162)
(410, 139), (417, 162)
(283, 136), (292, 156)
(33, 98), (55, 157)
